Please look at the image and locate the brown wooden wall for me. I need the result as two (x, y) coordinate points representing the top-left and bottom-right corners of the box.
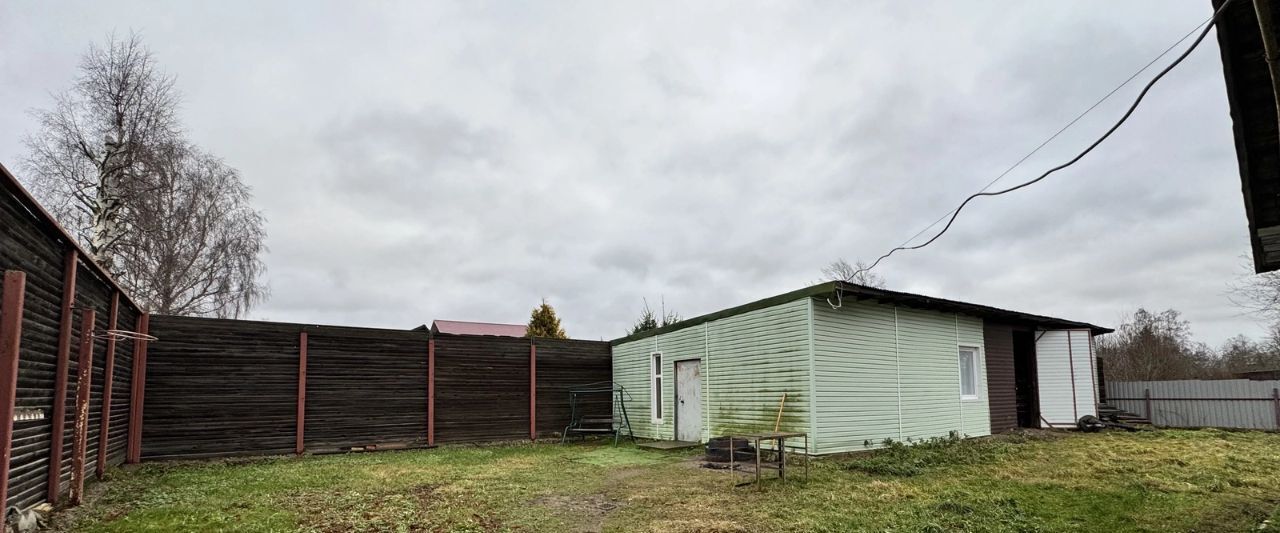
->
(533, 338), (612, 436)
(142, 316), (611, 459)
(305, 328), (428, 450)
(983, 323), (1017, 434)
(433, 334), (531, 443)
(141, 316), (300, 459)
(1, 170), (142, 515)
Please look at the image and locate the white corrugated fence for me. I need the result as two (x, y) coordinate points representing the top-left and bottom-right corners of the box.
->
(1107, 379), (1280, 430)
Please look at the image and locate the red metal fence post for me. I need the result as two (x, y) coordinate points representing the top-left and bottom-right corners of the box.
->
(126, 313), (150, 464)
(47, 250), (77, 503)
(70, 308), (95, 505)
(427, 337), (435, 447)
(1144, 388), (1153, 425)
(96, 292), (119, 479)
(530, 339), (537, 442)
(296, 331), (308, 455)
(0, 271), (28, 525)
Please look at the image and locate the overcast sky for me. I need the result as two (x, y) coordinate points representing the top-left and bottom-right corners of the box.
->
(0, 1), (1263, 345)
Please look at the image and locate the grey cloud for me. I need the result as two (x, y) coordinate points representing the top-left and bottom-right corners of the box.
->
(0, 0), (1264, 346)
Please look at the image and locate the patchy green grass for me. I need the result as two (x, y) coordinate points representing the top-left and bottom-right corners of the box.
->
(57, 429), (1280, 532)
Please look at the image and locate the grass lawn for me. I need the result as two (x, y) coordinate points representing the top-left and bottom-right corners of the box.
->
(56, 429), (1280, 532)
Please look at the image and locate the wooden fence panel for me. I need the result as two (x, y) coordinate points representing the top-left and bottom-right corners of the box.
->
(142, 316), (613, 458)
(534, 338), (611, 438)
(1109, 379), (1280, 430)
(0, 167), (143, 515)
(304, 328), (429, 451)
(433, 335), (531, 443)
(142, 316), (298, 459)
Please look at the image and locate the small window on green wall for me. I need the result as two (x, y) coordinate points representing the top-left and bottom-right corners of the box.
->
(959, 346), (978, 399)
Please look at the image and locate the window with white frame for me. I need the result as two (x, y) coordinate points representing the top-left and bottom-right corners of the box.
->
(958, 346), (979, 399)
(650, 353), (663, 422)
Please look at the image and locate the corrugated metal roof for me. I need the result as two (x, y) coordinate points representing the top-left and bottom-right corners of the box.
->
(611, 281), (1112, 345)
(430, 320), (527, 337)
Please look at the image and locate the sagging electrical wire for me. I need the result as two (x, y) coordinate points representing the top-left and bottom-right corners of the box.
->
(852, 0), (1236, 280)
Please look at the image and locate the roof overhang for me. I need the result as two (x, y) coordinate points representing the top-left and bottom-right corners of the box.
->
(610, 281), (1111, 346)
(1215, 0), (1280, 272)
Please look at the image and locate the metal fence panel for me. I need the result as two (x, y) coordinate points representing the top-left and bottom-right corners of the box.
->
(1107, 379), (1280, 430)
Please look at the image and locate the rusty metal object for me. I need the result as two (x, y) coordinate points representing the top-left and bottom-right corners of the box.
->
(529, 339), (537, 441)
(47, 250), (78, 503)
(296, 331), (308, 455)
(428, 337), (435, 447)
(0, 271), (28, 525)
(96, 292), (119, 479)
(126, 314), (150, 464)
(70, 308), (96, 505)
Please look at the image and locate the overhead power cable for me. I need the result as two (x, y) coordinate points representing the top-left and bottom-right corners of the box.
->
(854, 0), (1236, 279)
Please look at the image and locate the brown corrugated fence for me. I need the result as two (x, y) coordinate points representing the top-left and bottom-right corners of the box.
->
(141, 315), (612, 459)
(1, 164), (145, 517)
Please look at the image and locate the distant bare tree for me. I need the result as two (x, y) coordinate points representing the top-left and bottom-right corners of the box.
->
(1217, 333), (1280, 374)
(1096, 308), (1222, 380)
(1229, 259), (1280, 322)
(821, 258), (887, 288)
(22, 33), (266, 317)
(113, 144), (266, 316)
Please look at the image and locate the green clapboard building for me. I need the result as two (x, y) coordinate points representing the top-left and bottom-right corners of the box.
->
(610, 281), (1112, 455)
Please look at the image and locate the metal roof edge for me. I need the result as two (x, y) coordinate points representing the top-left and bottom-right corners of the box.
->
(609, 281), (1112, 346)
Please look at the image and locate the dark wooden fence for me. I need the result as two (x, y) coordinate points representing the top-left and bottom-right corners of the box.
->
(142, 316), (611, 459)
(1, 163), (146, 518)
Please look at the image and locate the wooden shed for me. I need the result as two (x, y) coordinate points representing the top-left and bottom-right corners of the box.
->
(610, 282), (1111, 455)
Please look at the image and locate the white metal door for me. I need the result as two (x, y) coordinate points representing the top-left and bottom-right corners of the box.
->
(675, 360), (702, 441)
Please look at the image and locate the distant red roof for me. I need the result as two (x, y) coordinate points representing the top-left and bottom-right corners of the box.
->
(430, 320), (527, 337)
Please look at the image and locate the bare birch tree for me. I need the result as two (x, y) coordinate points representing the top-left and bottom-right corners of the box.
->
(821, 258), (887, 288)
(22, 33), (266, 317)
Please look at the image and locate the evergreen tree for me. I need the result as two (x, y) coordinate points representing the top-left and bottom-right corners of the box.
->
(526, 298), (568, 339)
(627, 298), (681, 336)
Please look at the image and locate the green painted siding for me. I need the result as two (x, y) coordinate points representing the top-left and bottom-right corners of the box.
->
(812, 298), (990, 454)
(812, 298), (900, 452)
(612, 298), (812, 447)
(615, 294), (991, 455)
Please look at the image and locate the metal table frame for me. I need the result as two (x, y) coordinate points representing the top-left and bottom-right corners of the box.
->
(726, 431), (809, 490)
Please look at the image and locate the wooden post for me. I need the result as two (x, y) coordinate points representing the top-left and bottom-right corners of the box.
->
(47, 250), (77, 503)
(296, 331), (308, 455)
(529, 339), (537, 442)
(126, 313), (150, 464)
(96, 292), (119, 479)
(1144, 388), (1153, 424)
(69, 308), (95, 505)
(0, 271), (27, 524)
(1273, 388), (1279, 431)
(427, 337), (435, 447)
